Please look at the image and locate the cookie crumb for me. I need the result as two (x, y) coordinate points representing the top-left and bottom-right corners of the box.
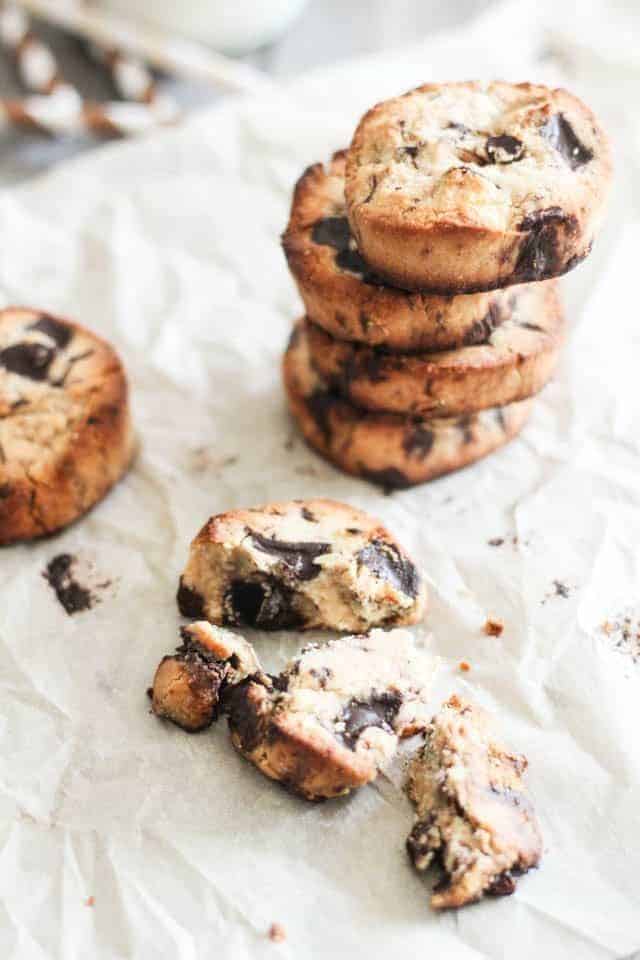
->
(484, 619), (504, 637)
(459, 660), (471, 672)
(268, 923), (286, 943)
(488, 537), (504, 547)
(553, 580), (570, 598)
(85, 896), (94, 907)
(43, 554), (95, 615)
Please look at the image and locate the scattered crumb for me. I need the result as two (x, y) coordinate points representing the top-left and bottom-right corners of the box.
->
(268, 923), (286, 943)
(488, 537), (504, 547)
(483, 619), (504, 637)
(600, 612), (640, 664)
(459, 661), (471, 672)
(553, 580), (570, 599)
(189, 447), (238, 473)
(43, 554), (95, 615)
(85, 896), (94, 907)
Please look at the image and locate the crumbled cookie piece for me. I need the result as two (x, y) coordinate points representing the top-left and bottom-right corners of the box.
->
(178, 498), (426, 632)
(268, 923), (286, 943)
(151, 621), (260, 732)
(406, 695), (542, 909)
(226, 628), (437, 800)
(483, 619), (504, 637)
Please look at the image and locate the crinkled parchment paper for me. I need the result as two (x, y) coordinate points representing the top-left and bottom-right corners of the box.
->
(1, 2), (639, 957)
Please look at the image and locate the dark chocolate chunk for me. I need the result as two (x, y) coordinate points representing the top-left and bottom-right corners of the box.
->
(28, 314), (72, 348)
(250, 531), (331, 581)
(335, 246), (383, 285)
(406, 819), (433, 867)
(513, 207), (577, 282)
(177, 578), (206, 618)
(43, 554), (94, 615)
(227, 577), (301, 630)
(518, 322), (545, 332)
(224, 679), (264, 752)
(403, 425), (435, 459)
(456, 415), (474, 445)
(357, 538), (420, 598)
(487, 872), (517, 897)
(301, 506), (317, 522)
(541, 113), (593, 170)
(461, 301), (504, 346)
(306, 388), (337, 443)
(311, 216), (351, 252)
(359, 465), (411, 492)
(486, 134), (524, 164)
(340, 691), (402, 749)
(0, 341), (56, 381)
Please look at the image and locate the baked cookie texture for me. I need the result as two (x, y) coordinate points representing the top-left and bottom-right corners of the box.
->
(406, 695), (543, 909)
(225, 628), (437, 800)
(282, 150), (519, 352)
(345, 81), (612, 293)
(178, 498), (426, 632)
(305, 280), (563, 417)
(283, 321), (533, 490)
(151, 621), (260, 732)
(0, 307), (135, 545)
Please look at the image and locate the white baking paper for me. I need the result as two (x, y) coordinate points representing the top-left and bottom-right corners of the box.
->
(1, 2), (639, 957)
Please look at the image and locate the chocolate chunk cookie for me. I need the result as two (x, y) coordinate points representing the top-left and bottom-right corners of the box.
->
(345, 81), (611, 292)
(0, 307), (135, 544)
(226, 628), (437, 800)
(282, 150), (518, 352)
(283, 320), (533, 489)
(406, 695), (543, 909)
(178, 498), (426, 632)
(305, 281), (563, 417)
(151, 621), (260, 732)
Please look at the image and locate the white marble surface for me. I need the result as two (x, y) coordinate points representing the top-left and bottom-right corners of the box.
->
(0, 0), (496, 183)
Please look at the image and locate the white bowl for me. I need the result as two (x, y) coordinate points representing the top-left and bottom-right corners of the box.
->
(101, 0), (309, 54)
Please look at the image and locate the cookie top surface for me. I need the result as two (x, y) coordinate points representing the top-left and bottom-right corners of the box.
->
(181, 498), (427, 631)
(282, 150), (519, 352)
(406, 695), (543, 909)
(345, 81), (611, 291)
(0, 307), (125, 472)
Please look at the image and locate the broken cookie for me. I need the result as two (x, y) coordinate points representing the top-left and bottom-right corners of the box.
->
(178, 498), (427, 632)
(150, 621), (260, 732)
(225, 628), (437, 800)
(406, 695), (542, 909)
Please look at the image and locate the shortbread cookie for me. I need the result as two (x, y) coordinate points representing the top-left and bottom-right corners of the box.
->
(225, 628), (437, 800)
(151, 621), (260, 732)
(283, 150), (518, 352)
(345, 81), (611, 292)
(406, 696), (543, 910)
(305, 281), (563, 417)
(178, 498), (426, 632)
(0, 308), (134, 544)
(284, 323), (533, 490)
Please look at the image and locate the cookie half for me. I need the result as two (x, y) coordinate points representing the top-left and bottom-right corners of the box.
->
(345, 81), (611, 292)
(0, 307), (135, 544)
(305, 281), (563, 417)
(178, 498), (426, 632)
(226, 628), (437, 800)
(283, 150), (518, 352)
(406, 695), (543, 909)
(283, 322), (533, 490)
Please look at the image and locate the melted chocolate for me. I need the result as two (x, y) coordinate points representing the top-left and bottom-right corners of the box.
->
(250, 531), (331, 581)
(513, 207), (577, 282)
(0, 341), (55, 381)
(311, 216), (383, 285)
(357, 538), (420, 598)
(224, 679), (264, 752)
(177, 578), (206, 618)
(359, 466), (411, 492)
(541, 113), (593, 170)
(461, 301), (503, 346)
(28, 315), (72, 348)
(340, 691), (402, 749)
(227, 577), (301, 630)
(486, 134), (524, 163)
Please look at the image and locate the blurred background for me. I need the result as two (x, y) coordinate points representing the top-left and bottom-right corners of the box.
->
(0, 0), (499, 182)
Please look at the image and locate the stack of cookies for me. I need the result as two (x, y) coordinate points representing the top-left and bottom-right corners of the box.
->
(282, 81), (611, 489)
